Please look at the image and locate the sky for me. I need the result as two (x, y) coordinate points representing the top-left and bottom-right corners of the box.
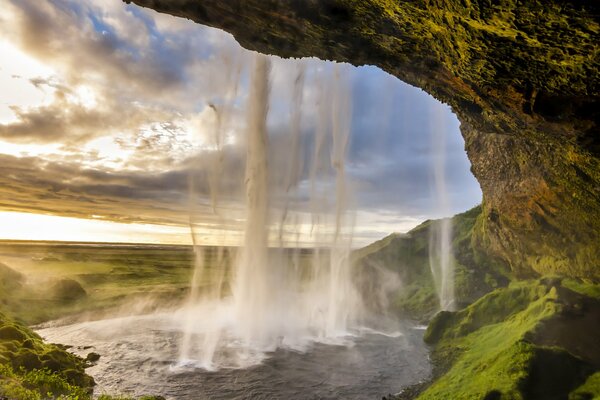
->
(0, 0), (482, 246)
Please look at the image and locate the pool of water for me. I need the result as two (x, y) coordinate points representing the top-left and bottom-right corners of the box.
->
(37, 314), (431, 399)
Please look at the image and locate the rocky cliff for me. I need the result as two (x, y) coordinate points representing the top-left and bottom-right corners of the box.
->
(125, 0), (600, 280)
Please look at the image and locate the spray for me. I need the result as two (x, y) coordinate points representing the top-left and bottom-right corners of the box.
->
(179, 56), (362, 369)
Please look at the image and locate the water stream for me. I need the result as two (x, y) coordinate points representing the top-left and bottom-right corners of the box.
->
(428, 104), (456, 311)
(177, 53), (364, 370)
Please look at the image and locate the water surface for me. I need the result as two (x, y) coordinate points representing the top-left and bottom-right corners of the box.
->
(38, 314), (431, 399)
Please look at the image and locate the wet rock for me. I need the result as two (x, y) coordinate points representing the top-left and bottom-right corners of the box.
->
(86, 352), (101, 362)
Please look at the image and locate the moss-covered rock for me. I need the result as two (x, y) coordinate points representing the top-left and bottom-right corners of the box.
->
(0, 311), (95, 399)
(570, 372), (600, 400)
(0, 310), (170, 399)
(126, 0), (600, 280)
(86, 352), (101, 363)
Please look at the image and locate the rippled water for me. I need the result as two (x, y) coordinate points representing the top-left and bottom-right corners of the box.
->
(37, 314), (431, 399)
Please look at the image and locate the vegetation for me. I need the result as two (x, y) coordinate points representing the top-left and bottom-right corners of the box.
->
(570, 372), (600, 400)
(416, 279), (599, 400)
(0, 242), (197, 325)
(0, 242), (197, 399)
(355, 213), (599, 400)
(0, 310), (93, 399)
(353, 205), (509, 321)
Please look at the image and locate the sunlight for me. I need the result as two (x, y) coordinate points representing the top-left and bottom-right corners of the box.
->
(0, 40), (55, 123)
(0, 211), (191, 244)
(0, 139), (64, 157)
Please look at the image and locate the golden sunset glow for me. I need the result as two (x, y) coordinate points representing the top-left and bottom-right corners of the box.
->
(0, 211), (191, 244)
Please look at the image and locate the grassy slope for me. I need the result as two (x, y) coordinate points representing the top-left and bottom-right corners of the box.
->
(418, 279), (599, 400)
(0, 310), (93, 400)
(570, 372), (600, 400)
(353, 205), (509, 321)
(354, 210), (599, 399)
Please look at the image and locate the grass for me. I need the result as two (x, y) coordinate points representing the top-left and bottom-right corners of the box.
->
(562, 278), (600, 299)
(0, 310), (93, 399)
(570, 372), (600, 400)
(353, 205), (510, 321)
(0, 364), (89, 400)
(418, 279), (599, 400)
(0, 241), (200, 325)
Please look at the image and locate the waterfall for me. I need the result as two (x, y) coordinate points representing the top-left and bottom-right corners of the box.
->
(429, 104), (455, 312)
(232, 53), (271, 349)
(178, 53), (362, 370)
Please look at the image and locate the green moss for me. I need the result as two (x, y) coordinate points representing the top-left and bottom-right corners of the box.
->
(419, 280), (598, 400)
(424, 281), (549, 343)
(392, 281), (439, 320)
(570, 372), (600, 400)
(0, 311), (94, 399)
(0, 309), (167, 399)
(0, 363), (90, 400)
(563, 278), (600, 299)
(0, 325), (28, 341)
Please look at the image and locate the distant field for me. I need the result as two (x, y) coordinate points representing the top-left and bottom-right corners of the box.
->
(0, 241), (202, 325)
(0, 241), (324, 326)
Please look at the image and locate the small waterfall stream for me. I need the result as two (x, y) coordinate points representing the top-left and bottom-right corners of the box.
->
(428, 103), (456, 311)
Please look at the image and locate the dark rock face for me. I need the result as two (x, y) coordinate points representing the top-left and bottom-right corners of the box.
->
(125, 0), (599, 279)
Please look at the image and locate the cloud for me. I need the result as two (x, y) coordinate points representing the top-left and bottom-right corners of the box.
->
(0, 0), (250, 143)
(0, 152), (239, 226)
(0, 0), (482, 244)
